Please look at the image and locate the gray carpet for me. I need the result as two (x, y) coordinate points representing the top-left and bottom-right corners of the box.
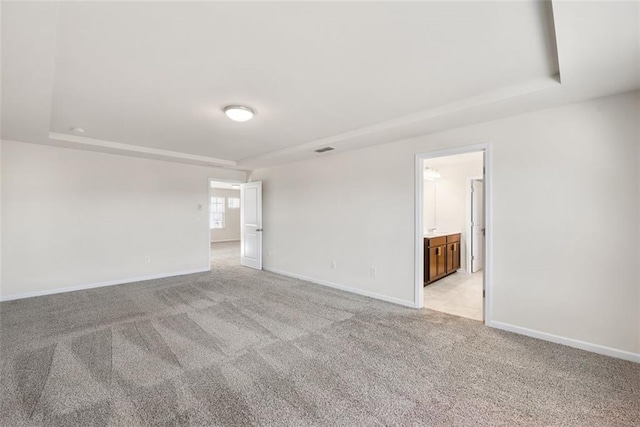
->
(1, 242), (639, 426)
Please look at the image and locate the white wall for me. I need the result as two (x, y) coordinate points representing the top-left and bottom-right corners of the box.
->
(1, 140), (246, 300)
(424, 156), (484, 271)
(0, 141), (3, 294)
(423, 180), (436, 232)
(210, 188), (241, 242)
(251, 92), (640, 358)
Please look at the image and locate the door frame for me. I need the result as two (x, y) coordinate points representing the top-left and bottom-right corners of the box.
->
(208, 178), (245, 268)
(466, 176), (483, 274)
(414, 143), (493, 325)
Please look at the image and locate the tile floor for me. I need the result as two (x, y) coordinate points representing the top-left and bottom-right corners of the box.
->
(424, 270), (483, 321)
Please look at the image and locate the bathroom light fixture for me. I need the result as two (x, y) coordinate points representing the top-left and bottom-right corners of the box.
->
(223, 105), (255, 122)
(70, 127), (85, 134)
(424, 167), (441, 181)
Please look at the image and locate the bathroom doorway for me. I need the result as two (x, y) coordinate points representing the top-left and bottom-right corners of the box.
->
(414, 144), (491, 323)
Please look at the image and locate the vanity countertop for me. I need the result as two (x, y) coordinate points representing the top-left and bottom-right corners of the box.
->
(423, 231), (461, 238)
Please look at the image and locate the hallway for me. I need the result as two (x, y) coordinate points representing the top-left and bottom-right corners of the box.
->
(211, 241), (241, 268)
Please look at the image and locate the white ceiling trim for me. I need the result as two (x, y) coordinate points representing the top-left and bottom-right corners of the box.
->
(48, 132), (237, 168)
(44, 74), (558, 170)
(549, 0), (562, 84)
(4, 1), (637, 170)
(239, 75), (560, 168)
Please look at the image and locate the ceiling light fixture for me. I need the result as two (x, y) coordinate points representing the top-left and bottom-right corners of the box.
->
(424, 167), (442, 181)
(223, 105), (255, 122)
(70, 127), (85, 134)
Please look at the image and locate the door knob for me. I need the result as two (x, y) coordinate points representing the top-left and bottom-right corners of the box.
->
(256, 228), (263, 232)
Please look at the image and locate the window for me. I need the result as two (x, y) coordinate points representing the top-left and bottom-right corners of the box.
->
(228, 197), (240, 209)
(210, 197), (225, 229)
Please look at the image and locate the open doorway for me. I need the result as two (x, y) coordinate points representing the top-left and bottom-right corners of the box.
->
(209, 180), (242, 268)
(415, 145), (491, 323)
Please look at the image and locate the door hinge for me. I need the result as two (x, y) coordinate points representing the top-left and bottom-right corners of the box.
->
(483, 290), (486, 298)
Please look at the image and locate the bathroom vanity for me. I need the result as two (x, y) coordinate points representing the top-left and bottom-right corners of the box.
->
(424, 232), (461, 285)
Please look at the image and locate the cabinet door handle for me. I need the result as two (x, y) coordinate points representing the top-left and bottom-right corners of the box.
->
(436, 247), (442, 256)
(452, 243), (456, 251)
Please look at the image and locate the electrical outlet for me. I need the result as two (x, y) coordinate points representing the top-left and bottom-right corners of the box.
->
(145, 256), (151, 263)
(331, 260), (337, 270)
(370, 267), (377, 277)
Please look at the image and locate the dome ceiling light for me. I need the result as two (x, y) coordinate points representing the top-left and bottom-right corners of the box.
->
(223, 105), (255, 122)
(424, 167), (442, 181)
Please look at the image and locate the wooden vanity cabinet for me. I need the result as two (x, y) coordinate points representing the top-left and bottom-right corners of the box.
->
(425, 233), (460, 285)
(426, 236), (447, 282)
(446, 234), (460, 272)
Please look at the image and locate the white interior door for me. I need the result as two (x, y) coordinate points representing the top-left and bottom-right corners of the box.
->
(471, 179), (484, 273)
(240, 181), (262, 270)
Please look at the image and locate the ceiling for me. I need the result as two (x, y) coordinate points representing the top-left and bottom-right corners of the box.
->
(2, 1), (639, 170)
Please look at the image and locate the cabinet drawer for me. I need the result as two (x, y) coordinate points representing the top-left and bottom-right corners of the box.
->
(446, 234), (460, 243)
(427, 236), (447, 247)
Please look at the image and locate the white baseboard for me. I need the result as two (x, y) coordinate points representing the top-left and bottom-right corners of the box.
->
(487, 320), (640, 364)
(0, 267), (211, 302)
(264, 267), (416, 308)
(211, 239), (241, 243)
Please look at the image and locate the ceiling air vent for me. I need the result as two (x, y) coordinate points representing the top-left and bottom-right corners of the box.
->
(315, 146), (335, 153)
